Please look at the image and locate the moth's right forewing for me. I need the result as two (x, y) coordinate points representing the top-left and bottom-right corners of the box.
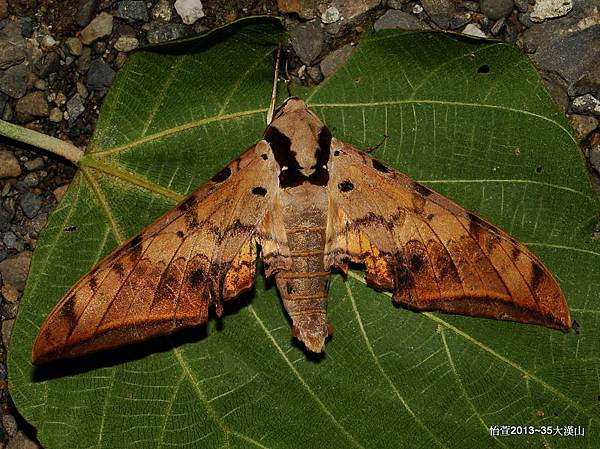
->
(325, 138), (571, 331)
(33, 142), (281, 364)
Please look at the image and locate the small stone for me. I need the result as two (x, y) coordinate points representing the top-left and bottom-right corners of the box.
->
(19, 191), (42, 219)
(28, 212), (48, 237)
(0, 63), (29, 99)
(80, 12), (114, 45)
(77, 81), (89, 98)
(572, 94), (600, 115)
(306, 65), (323, 83)
(387, 0), (408, 8)
(40, 34), (58, 50)
(0, 35), (26, 70)
(114, 52), (128, 69)
(146, 22), (188, 44)
(421, 0), (461, 28)
(49, 107), (63, 122)
(86, 59), (115, 92)
(53, 184), (69, 202)
(517, 12), (534, 27)
(77, 47), (93, 74)
(290, 20), (323, 65)
(76, 0), (99, 27)
(321, 6), (341, 23)
(331, 0), (380, 22)
(0, 150), (21, 178)
(531, 0), (573, 22)
(2, 318), (14, 346)
(490, 17), (506, 35)
(320, 44), (354, 78)
(174, 0), (205, 25)
(513, 0), (528, 12)
(568, 114), (598, 140)
(3, 231), (17, 248)
(2, 414), (17, 437)
(374, 9), (429, 30)
(15, 91), (49, 122)
(152, 0), (173, 21)
(116, 1), (149, 22)
(0, 250), (32, 291)
(590, 147), (600, 173)
(2, 301), (18, 320)
(114, 36), (139, 52)
(1, 283), (20, 303)
(461, 1), (480, 11)
(24, 157), (44, 171)
(462, 23), (487, 38)
(65, 37), (83, 56)
(277, 0), (316, 19)
(54, 92), (67, 106)
(34, 52), (61, 79)
(480, 0), (514, 20)
(6, 431), (39, 449)
(66, 93), (85, 121)
(412, 4), (424, 14)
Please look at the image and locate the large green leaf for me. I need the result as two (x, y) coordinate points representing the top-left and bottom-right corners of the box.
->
(9, 19), (600, 449)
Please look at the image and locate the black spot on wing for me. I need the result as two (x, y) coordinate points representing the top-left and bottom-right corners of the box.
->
(372, 159), (391, 173)
(189, 269), (204, 288)
(338, 180), (354, 192)
(176, 230), (185, 239)
(412, 182), (433, 198)
(177, 195), (198, 212)
(309, 126), (331, 186)
(211, 166), (232, 183)
(252, 186), (267, 196)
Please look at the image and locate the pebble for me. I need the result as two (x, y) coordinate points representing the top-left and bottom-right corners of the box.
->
(331, 0), (379, 22)
(461, 1), (480, 12)
(591, 147), (600, 173)
(0, 150), (21, 179)
(2, 414), (17, 438)
(19, 191), (42, 219)
(174, 0), (205, 25)
(116, 1), (149, 22)
(320, 44), (354, 78)
(571, 94), (600, 115)
(49, 107), (63, 122)
(421, 0), (460, 28)
(114, 36), (139, 52)
(2, 302), (18, 320)
(0, 31), (26, 70)
(23, 157), (44, 171)
(77, 81), (89, 98)
(76, 0), (99, 27)
(374, 9), (429, 31)
(321, 6), (341, 24)
(33, 51), (60, 78)
(65, 37), (83, 56)
(86, 59), (115, 92)
(1, 283), (19, 303)
(28, 212), (48, 237)
(567, 114), (598, 140)
(15, 91), (48, 122)
(307, 65), (323, 83)
(0, 63), (29, 99)
(6, 431), (39, 449)
(531, 0), (573, 22)
(146, 22), (188, 44)
(0, 250), (32, 291)
(3, 231), (17, 249)
(480, 0), (514, 20)
(152, 0), (173, 21)
(1, 319), (14, 346)
(66, 93), (85, 121)
(387, 0), (408, 8)
(290, 20), (323, 65)
(514, 0), (528, 12)
(462, 23), (488, 37)
(53, 184), (69, 202)
(80, 12), (114, 45)
(23, 172), (39, 187)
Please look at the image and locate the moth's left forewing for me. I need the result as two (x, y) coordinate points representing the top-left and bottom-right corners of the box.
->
(33, 141), (284, 364)
(325, 138), (571, 331)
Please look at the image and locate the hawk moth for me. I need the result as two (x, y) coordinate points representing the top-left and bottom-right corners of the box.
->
(32, 97), (571, 364)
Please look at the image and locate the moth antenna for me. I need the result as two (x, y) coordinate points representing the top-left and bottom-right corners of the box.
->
(267, 46), (281, 125)
(364, 134), (389, 154)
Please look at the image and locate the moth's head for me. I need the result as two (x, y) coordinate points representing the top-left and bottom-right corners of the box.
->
(264, 97), (332, 183)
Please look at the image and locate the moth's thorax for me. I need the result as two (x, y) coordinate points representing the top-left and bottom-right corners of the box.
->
(264, 98), (332, 188)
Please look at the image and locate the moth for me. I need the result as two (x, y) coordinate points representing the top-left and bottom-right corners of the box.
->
(32, 97), (571, 364)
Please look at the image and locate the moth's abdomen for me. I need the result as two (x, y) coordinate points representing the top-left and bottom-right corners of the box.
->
(275, 187), (330, 353)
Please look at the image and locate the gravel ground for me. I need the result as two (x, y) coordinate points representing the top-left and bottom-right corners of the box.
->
(0, 0), (599, 447)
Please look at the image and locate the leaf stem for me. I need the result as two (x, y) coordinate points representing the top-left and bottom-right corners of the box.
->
(0, 119), (83, 164)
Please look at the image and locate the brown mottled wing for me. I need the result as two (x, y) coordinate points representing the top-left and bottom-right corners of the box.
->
(325, 139), (571, 331)
(33, 141), (285, 364)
